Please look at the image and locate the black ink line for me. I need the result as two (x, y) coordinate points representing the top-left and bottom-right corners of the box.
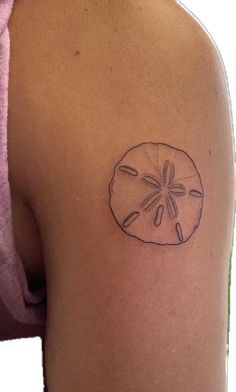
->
(144, 194), (162, 211)
(169, 183), (186, 190)
(168, 162), (175, 185)
(190, 189), (203, 198)
(166, 195), (174, 220)
(170, 191), (186, 197)
(142, 175), (161, 188)
(119, 165), (138, 176)
(123, 211), (140, 228)
(198, 206), (203, 220)
(176, 222), (183, 242)
(109, 178), (115, 193)
(169, 183), (186, 196)
(169, 193), (178, 218)
(141, 190), (161, 208)
(155, 205), (164, 226)
(109, 142), (204, 246)
(162, 160), (170, 185)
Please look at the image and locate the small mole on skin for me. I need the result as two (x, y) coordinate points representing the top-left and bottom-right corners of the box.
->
(110, 66), (113, 72)
(209, 150), (212, 155)
(74, 50), (80, 57)
(84, 7), (88, 12)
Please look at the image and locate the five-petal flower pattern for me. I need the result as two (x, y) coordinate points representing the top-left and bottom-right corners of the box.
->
(141, 160), (187, 224)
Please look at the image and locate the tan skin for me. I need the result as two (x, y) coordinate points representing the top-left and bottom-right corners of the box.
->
(7, 0), (235, 391)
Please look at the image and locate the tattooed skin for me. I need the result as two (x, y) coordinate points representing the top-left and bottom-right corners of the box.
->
(109, 142), (204, 245)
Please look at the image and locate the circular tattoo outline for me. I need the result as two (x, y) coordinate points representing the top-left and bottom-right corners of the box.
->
(108, 142), (204, 246)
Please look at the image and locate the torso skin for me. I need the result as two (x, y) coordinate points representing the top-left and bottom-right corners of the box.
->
(7, 1), (235, 391)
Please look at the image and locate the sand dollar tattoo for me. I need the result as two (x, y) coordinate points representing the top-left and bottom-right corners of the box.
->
(109, 142), (204, 245)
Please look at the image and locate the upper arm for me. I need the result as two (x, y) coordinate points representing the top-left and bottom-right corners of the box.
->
(13, 2), (235, 391)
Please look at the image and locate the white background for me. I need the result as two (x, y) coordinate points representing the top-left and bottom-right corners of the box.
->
(0, 1), (235, 391)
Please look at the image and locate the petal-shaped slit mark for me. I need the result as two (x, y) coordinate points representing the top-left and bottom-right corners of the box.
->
(166, 195), (175, 220)
(169, 183), (186, 196)
(170, 190), (186, 197)
(176, 222), (183, 242)
(155, 205), (164, 227)
(169, 183), (186, 191)
(169, 194), (178, 218)
(143, 194), (162, 211)
(162, 160), (170, 185)
(163, 160), (175, 185)
(190, 189), (203, 198)
(140, 190), (161, 209)
(119, 165), (138, 176)
(123, 211), (140, 228)
(142, 174), (161, 188)
(167, 162), (175, 185)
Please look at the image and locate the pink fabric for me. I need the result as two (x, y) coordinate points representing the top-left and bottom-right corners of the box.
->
(0, 0), (46, 341)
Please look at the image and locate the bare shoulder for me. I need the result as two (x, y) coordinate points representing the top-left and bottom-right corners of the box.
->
(7, 0), (230, 203)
